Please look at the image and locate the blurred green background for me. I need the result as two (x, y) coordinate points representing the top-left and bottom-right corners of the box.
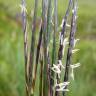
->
(0, 0), (96, 96)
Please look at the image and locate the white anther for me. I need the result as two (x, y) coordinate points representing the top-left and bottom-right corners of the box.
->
(74, 39), (80, 47)
(70, 63), (80, 80)
(51, 64), (61, 74)
(70, 63), (80, 69)
(72, 49), (80, 54)
(58, 60), (65, 69)
(55, 82), (70, 92)
(60, 19), (64, 28)
(19, 4), (27, 13)
(62, 38), (69, 56)
(66, 23), (71, 27)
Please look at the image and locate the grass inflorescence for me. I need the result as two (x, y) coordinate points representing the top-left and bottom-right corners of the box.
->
(21, 0), (80, 96)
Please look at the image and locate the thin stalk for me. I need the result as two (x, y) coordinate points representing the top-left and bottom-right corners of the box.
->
(32, 23), (43, 95)
(58, 0), (72, 60)
(51, 0), (58, 96)
(21, 0), (29, 95)
(39, 53), (43, 96)
(55, 0), (72, 96)
(47, 53), (51, 96)
(47, 0), (52, 45)
(46, 0), (52, 95)
(42, 0), (48, 95)
(63, 0), (78, 96)
(28, 0), (38, 95)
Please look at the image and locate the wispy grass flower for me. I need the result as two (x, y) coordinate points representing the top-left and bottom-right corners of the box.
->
(21, 0), (80, 96)
(70, 63), (80, 80)
(55, 82), (70, 92)
(63, 0), (78, 96)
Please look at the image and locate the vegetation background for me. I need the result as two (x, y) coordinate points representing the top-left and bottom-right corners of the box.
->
(0, 0), (96, 96)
